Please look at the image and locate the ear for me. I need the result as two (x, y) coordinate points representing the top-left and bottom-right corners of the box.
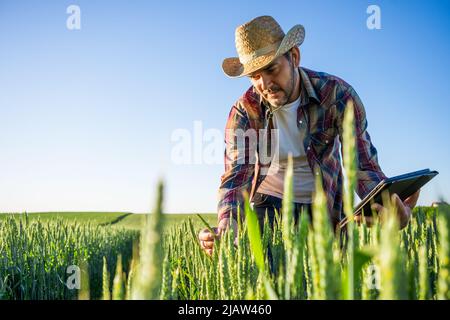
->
(292, 46), (300, 67)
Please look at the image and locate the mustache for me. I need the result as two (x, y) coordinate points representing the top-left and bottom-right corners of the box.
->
(263, 86), (281, 95)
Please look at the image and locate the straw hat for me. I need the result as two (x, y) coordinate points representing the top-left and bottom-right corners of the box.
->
(222, 16), (305, 78)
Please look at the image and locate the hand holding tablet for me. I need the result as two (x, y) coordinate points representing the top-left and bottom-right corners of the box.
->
(340, 169), (439, 229)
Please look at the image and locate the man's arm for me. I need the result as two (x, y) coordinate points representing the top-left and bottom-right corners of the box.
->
(217, 102), (256, 226)
(336, 85), (387, 200)
(337, 85), (420, 229)
(199, 101), (254, 255)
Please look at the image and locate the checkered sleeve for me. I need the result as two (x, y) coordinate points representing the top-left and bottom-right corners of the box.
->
(337, 85), (387, 199)
(217, 102), (256, 224)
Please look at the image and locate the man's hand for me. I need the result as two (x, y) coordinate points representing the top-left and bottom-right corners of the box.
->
(356, 189), (420, 229)
(198, 218), (238, 256)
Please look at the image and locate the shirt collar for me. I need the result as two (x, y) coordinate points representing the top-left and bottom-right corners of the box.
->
(299, 67), (320, 105)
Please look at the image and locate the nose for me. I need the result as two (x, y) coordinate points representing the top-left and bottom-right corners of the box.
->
(258, 74), (272, 93)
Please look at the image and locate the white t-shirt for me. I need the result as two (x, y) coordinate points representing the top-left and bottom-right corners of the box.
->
(256, 96), (315, 203)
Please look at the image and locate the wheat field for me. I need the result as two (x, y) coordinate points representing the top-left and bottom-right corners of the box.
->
(1, 104), (448, 300)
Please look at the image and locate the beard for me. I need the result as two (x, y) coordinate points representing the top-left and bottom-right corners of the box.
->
(262, 64), (296, 108)
(263, 86), (287, 107)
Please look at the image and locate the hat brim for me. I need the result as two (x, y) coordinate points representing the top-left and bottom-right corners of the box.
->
(222, 24), (305, 78)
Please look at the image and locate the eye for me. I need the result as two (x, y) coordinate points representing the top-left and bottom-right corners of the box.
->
(267, 66), (277, 74)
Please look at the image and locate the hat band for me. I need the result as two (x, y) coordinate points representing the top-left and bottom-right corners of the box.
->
(239, 42), (281, 65)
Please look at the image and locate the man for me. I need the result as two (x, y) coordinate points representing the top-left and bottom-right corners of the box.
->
(199, 16), (419, 256)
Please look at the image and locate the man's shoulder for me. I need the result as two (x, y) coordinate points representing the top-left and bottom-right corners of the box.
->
(302, 67), (354, 100)
(302, 67), (352, 88)
(233, 86), (263, 121)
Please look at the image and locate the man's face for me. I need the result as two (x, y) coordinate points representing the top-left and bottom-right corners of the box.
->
(248, 50), (298, 108)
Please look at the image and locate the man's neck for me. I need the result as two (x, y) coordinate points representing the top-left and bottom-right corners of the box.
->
(286, 67), (301, 104)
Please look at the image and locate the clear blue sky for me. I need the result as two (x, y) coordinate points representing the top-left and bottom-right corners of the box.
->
(0, 0), (449, 213)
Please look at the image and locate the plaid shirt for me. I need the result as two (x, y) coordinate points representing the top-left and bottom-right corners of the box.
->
(217, 67), (387, 228)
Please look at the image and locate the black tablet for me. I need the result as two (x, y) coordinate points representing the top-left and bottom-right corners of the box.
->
(339, 168), (439, 228)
